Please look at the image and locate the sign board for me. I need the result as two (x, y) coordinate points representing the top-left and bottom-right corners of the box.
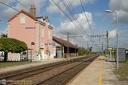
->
(108, 47), (113, 51)
(26, 27), (36, 29)
(117, 48), (126, 62)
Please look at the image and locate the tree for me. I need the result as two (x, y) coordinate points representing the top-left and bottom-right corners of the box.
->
(78, 47), (89, 56)
(0, 38), (27, 61)
(1, 33), (7, 38)
(0, 43), (3, 50)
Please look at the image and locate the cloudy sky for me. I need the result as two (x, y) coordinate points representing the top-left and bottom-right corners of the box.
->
(0, 0), (128, 51)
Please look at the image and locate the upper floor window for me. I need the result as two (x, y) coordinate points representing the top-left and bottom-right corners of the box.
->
(48, 31), (51, 39)
(42, 29), (44, 38)
(20, 16), (26, 24)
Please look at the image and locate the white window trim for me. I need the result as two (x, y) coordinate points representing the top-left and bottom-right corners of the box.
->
(20, 16), (26, 24)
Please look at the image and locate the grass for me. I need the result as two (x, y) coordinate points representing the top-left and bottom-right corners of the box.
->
(113, 60), (128, 81)
(0, 61), (33, 68)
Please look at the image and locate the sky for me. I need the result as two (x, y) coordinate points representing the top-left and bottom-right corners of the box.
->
(0, 0), (128, 52)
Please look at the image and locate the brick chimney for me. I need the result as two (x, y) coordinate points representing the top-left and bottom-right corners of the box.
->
(30, 4), (36, 18)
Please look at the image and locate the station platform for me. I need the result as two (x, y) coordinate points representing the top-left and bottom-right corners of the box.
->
(67, 55), (122, 85)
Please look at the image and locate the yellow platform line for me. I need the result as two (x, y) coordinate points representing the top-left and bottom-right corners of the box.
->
(98, 62), (103, 85)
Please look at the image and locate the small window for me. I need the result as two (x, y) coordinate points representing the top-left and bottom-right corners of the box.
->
(42, 29), (44, 38)
(20, 16), (26, 24)
(48, 31), (51, 39)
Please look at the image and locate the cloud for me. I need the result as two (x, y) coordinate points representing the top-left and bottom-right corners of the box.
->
(0, 0), (47, 20)
(59, 12), (93, 34)
(109, 0), (128, 23)
(52, 11), (94, 47)
(108, 29), (116, 38)
(46, 0), (95, 14)
(46, 0), (61, 13)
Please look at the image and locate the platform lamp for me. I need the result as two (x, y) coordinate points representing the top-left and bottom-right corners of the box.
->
(105, 10), (119, 70)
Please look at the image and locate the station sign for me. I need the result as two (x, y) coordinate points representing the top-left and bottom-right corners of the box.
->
(26, 27), (36, 29)
(107, 47), (113, 51)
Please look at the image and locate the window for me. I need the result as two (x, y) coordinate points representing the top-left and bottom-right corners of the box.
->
(48, 31), (51, 39)
(20, 16), (26, 24)
(42, 29), (44, 38)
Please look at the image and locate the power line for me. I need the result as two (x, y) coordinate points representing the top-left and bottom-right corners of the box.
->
(52, 0), (91, 40)
(52, 0), (99, 50)
(63, 0), (91, 39)
(52, 0), (83, 32)
(0, 0), (20, 12)
(15, 0), (39, 16)
(14, 1), (67, 37)
(80, 0), (94, 35)
(15, 0), (29, 10)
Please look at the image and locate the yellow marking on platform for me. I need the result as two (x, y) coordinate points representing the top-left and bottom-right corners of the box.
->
(98, 62), (103, 85)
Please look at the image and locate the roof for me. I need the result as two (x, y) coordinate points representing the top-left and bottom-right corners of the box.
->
(8, 10), (37, 22)
(53, 36), (77, 49)
(36, 16), (49, 22)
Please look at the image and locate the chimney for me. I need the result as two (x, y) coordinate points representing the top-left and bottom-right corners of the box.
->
(30, 4), (36, 18)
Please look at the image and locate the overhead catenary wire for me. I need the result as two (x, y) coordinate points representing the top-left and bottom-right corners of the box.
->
(0, 0), (20, 12)
(52, 0), (91, 40)
(1, 0), (99, 50)
(15, 0), (69, 37)
(62, 0), (91, 39)
(79, 0), (98, 48)
(15, 0), (29, 10)
(52, 0), (100, 50)
(51, 0), (84, 34)
(80, 0), (94, 35)
(63, 0), (99, 49)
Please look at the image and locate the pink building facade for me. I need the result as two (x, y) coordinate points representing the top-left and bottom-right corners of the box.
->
(7, 5), (55, 61)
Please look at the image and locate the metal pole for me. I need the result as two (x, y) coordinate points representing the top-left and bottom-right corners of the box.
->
(106, 31), (109, 48)
(67, 32), (69, 58)
(105, 10), (119, 70)
(31, 44), (32, 62)
(102, 42), (103, 53)
(115, 12), (119, 70)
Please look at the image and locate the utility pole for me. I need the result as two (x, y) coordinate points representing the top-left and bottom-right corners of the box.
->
(91, 31), (109, 49)
(102, 42), (103, 53)
(106, 31), (109, 48)
(67, 32), (69, 58)
(87, 42), (88, 49)
(66, 33), (82, 58)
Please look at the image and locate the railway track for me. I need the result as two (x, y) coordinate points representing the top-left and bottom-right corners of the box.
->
(37, 62), (89, 85)
(0, 54), (99, 85)
(37, 55), (98, 85)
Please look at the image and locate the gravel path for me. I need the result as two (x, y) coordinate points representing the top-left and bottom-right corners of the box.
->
(102, 61), (128, 85)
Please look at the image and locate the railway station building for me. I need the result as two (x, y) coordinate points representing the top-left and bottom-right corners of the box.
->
(7, 5), (55, 61)
(53, 36), (78, 58)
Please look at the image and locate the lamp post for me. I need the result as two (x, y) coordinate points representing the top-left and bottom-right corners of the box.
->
(105, 10), (119, 70)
